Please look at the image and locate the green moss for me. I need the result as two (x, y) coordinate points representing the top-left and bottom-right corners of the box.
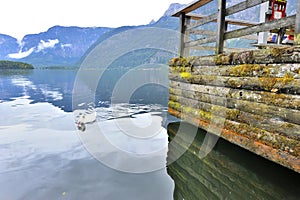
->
(259, 77), (277, 91)
(197, 109), (212, 120)
(229, 64), (268, 77)
(271, 48), (283, 57)
(282, 73), (294, 84)
(168, 101), (181, 110)
(180, 72), (191, 79)
(183, 106), (193, 114)
(214, 54), (231, 65)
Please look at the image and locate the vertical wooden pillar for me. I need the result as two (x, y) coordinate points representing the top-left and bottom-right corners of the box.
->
(183, 16), (191, 57)
(295, 0), (300, 45)
(216, 0), (226, 55)
(179, 13), (186, 57)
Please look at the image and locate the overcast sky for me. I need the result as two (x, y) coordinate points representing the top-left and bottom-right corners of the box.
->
(0, 0), (192, 40)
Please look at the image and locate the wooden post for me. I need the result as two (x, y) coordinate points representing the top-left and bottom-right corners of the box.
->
(216, 0), (226, 55)
(295, 0), (300, 45)
(184, 16), (191, 57)
(179, 13), (186, 57)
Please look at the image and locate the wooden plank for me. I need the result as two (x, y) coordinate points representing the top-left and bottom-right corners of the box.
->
(216, 0), (226, 54)
(226, 0), (269, 16)
(169, 73), (300, 95)
(252, 43), (293, 48)
(188, 13), (218, 30)
(188, 29), (216, 36)
(189, 45), (216, 51)
(240, 34), (258, 40)
(225, 15), (296, 40)
(172, 0), (213, 17)
(187, 15), (257, 30)
(187, 0), (265, 30)
(169, 80), (300, 111)
(185, 36), (216, 47)
(224, 18), (258, 27)
(224, 47), (254, 52)
(169, 95), (300, 140)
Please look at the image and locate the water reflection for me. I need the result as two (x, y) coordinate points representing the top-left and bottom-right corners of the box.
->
(167, 122), (300, 200)
(0, 96), (174, 200)
(0, 69), (174, 199)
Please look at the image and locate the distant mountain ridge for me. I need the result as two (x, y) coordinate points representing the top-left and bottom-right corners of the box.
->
(0, 0), (297, 67)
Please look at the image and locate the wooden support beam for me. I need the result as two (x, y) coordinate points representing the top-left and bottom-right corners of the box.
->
(185, 36), (217, 47)
(226, 0), (269, 16)
(186, 13), (258, 27)
(295, 0), (300, 45)
(179, 15), (191, 57)
(179, 13), (186, 57)
(172, 0), (213, 17)
(188, 29), (216, 36)
(184, 16), (191, 57)
(216, 0), (226, 54)
(225, 15), (296, 40)
(188, 13), (218, 30)
(187, 0), (266, 30)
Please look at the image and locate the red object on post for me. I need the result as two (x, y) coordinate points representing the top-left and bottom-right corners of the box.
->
(269, 0), (287, 21)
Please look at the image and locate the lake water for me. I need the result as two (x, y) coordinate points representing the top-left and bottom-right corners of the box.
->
(0, 68), (174, 200)
(0, 69), (299, 199)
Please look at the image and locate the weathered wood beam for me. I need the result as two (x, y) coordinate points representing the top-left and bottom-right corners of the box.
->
(172, 0), (213, 17)
(184, 16), (191, 57)
(185, 36), (216, 47)
(188, 13), (218, 30)
(226, 0), (269, 16)
(169, 80), (300, 111)
(187, 0), (266, 30)
(188, 29), (216, 36)
(189, 45), (216, 51)
(168, 95), (300, 140)
(179, 13), (186, 57)
(225, 15), (296, 40)
(216, 0), (226, 54)
(187, 13), (258, 27)
(169, 73), (300, 95)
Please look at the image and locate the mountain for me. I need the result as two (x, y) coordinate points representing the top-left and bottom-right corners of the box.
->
(0, 0), (297, 67)
(0, 34), (19, 59)
(4, 26), (112, 67)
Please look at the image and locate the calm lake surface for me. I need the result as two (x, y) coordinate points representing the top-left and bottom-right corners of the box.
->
(0, 69), (299, 199)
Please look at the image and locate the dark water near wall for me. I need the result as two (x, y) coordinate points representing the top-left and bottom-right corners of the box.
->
(167, 122), (300, 200)
(0, 69), (299, 199)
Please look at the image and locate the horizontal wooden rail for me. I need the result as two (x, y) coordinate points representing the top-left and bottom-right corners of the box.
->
(187, 13), (258, 27)
(185, 36), (217, 47)
(188, 0), (266, 30)
(189, 45), (251, 52)
(173, 0), (299, 56)
(189, 29), (257, 41)
(225, 15), (296, 40)
(225, 0), (268, 16)
(172, 0), (213, 17)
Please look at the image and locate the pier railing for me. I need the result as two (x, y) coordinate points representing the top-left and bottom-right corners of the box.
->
(173, 0), (300, 57)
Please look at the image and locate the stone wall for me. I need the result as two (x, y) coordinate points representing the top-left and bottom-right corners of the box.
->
(168, 46), (300, 173)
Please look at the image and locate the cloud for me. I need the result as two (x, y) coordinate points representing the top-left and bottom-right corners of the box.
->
(61, 43), (72, 48)
(8, 47), (35, 59)
(36, 39), (59, 52)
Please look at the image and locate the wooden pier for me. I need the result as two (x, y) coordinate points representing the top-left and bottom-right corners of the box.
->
(168, 0), (300, 173)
